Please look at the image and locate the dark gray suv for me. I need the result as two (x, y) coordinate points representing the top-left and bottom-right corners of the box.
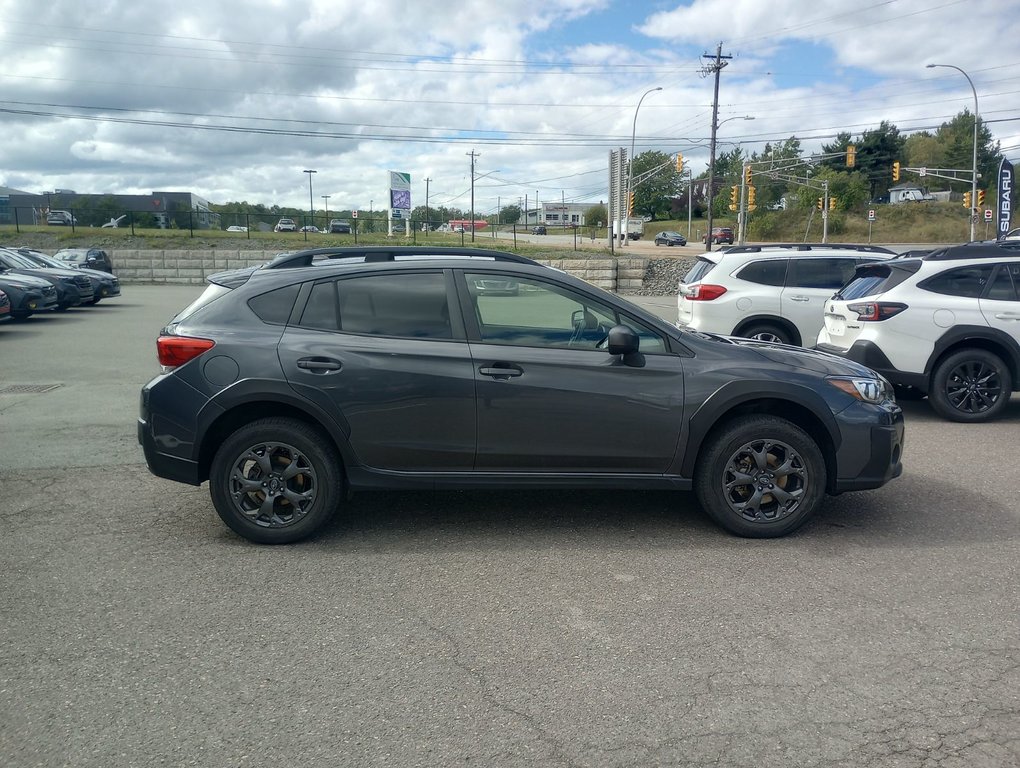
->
(139, 246), (904, 544)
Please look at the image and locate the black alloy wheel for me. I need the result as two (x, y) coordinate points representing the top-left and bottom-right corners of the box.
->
(695, 416), (825, 538)
(743, 323), (793, 345)
(929, 349), (1012, 423)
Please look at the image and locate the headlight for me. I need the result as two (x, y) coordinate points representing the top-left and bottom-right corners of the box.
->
(827, 376), (892, 403)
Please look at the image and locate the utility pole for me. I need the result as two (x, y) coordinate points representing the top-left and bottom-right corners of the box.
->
(424, 177), (431, 234)
(467, 149), (479, 242)
(702, 43), (731, 252)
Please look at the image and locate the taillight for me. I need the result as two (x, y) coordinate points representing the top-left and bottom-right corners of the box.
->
(157, 335), (215, 368)
(847, 302), (908, 321)
(685, 284), (728, 301)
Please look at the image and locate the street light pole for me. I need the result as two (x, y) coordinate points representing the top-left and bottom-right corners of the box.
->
(927, 63), (979, 241)
(624, 86), (662, 247)
(303, 169), (316, 230)
(321, 194), (330, 227)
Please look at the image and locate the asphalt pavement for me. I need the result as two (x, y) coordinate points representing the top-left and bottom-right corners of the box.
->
(1, 286), (1018, 768)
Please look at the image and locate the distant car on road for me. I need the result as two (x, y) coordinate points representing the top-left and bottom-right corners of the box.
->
(46, 210), (77, 226)
(226, 225), (248, 232)
(703, 227), (734, 245)
(300, 225), (320, 233)
(654, 231), (687, 247)
(531, 226), (547, 235)
(328, 220), (352, 234)
(274, 218), (298, 233)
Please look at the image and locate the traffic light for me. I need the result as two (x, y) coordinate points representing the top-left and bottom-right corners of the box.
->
(892, 161), (900, 182)
(628, 191), (635, 215)
(846, 145), (856, 168)
(963, 191), (971, 208)
(747, 185), (756, 206)
(977, 190), (986, 207)
(729, 185), (738, 211)
(817, 197), (824, 210)
(676, 154), (684, 174)
(829, 197), (837, 211)
(744, 165), (752, 185)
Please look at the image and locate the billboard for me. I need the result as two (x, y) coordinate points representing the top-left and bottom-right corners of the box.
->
(389, 171), (411, 212)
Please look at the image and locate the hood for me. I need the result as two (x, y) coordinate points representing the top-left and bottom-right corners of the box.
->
(0, 271), (53, 289)
(726, 336), (881, 378)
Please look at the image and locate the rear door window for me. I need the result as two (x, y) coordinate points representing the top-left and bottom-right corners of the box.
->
(736, 258), (788, 286)
(787, 258), (857, 290)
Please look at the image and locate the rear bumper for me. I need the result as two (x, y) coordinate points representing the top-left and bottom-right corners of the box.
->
(815, 341), (928, 391)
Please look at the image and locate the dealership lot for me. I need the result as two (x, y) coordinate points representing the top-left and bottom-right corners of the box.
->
(2, 285), (1018, 767)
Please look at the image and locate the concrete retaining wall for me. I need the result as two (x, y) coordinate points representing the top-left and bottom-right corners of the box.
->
(110, 250), (660, 291)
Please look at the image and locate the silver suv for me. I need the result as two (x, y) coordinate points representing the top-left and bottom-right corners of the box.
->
(677, 244), (895, 346)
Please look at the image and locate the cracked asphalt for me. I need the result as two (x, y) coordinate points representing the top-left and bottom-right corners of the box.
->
(1, 286), (1018, 768)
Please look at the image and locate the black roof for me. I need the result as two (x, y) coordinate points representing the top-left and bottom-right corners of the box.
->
(263, 246), (540, 270)
(922, 241), (1020, 260)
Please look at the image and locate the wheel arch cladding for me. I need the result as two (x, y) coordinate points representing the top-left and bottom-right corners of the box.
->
(926, 326), (1020, 389)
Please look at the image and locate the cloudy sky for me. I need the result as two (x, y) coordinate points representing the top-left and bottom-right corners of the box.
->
(1, 0), (1018, 217)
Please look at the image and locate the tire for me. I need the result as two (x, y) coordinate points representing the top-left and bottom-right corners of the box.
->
(741, 322), (793, 345)
(928, 349), (1012, 423)
(694, 416), (826, 538)
(209, 417), (343, 544)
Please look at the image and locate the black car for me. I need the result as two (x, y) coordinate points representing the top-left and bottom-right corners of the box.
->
(0, 288), (10, 322)
(0, 249), (93, 310)
(53, 248), (115, 274)
(531, 226), (547, 235)
(139, 246), (904, 544)
(0, 271), (59, 319)
(328, 220), (352, 234)
(654, 231), (687, 247)
(15, 248), (121, 304)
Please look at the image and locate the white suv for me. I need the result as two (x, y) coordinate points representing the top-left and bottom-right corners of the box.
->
(677, 244), (895, 346)
(816, 241), (1020, 422)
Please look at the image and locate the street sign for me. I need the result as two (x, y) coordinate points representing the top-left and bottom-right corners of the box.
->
(918, 167), (926, 177)
(351, 210), (358, 218)
(971, 213), (979, 223)
(984, 208), (993, 221)
(391, 209), (402, 219)
(868, 209), (876, 221)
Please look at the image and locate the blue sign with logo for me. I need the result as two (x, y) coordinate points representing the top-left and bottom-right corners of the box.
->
(998, 158), (1014, 240)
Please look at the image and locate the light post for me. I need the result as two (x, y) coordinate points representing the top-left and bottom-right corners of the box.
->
(302, 169), (316, 230)
(624, 86), (662, 247)
(321, 194), (330, 227)
(706, 115), (753, 250)
(927, 63), (979, 241)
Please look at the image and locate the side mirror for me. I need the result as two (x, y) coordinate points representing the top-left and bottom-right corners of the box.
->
(607, 325), (639, 356)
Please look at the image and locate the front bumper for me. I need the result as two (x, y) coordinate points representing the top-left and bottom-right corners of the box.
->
(832, 400), (905, 493)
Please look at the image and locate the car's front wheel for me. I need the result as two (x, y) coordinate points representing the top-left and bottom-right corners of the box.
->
(694, 416), (826, 538)
(209, 417), (343, 544)
(929, 349), (1012, 423)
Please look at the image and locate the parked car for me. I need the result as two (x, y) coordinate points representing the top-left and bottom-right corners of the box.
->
(677, 244), (896, 346)
(274, 218), (298, 233)
(0, 288), (9, 322)
(0, 271), (58, 319)
(816, 240), (1020, 422)
(0, 248), (93, 310)
(1003, 228), (1020, 241)
(14, 248), (121, 304)
(300, 225), (320, 233)
(654, 231), (687, 247)
(703, 227), (735, 245)
(139, 245), (903, 545)
(53, 248), (115, 274)
(531, 225), (547, 235)
(328, 220), (352, 234)
(226, 225), (248, 233)
(45, 210), (76, 226)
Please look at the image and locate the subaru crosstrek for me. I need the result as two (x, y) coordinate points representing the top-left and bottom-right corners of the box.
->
(139, 246), (904, 544)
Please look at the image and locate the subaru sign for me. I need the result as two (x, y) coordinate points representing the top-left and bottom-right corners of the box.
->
(998, 158), (1014, 240)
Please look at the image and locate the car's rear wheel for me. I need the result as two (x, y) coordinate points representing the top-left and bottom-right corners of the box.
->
(209, 418), (343, 544)
(929, 349), (1012, 423)
(695, 416), (825, 538)
(742, 323), (793, 345)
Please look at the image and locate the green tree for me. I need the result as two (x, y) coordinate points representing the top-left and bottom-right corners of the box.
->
(631, 150), (682, 220)
(855, 121), (906, 199)
(498, 204), (522, 225)
(584, 203), (607, 227)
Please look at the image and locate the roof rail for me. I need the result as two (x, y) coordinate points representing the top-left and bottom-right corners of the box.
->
(722, 243), (895, 255)
(263, 246), (541, 270)
(921, 241), (1020, 260)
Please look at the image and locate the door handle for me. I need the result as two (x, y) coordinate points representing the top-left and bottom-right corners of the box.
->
(788, 296), (810, 302)
(479, 365), (523, 379)
(296, 357), (342, 372)
(994, 313), (1020, 320)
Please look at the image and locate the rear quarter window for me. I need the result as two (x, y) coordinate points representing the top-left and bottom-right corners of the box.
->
(682, 258), (717, 283)
(918, 265), (994, 299)
(248, 284), (300, 325)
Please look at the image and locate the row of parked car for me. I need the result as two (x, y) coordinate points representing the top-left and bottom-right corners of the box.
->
(676, 239), (1020, 422)
(0, 247), (119, 322)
